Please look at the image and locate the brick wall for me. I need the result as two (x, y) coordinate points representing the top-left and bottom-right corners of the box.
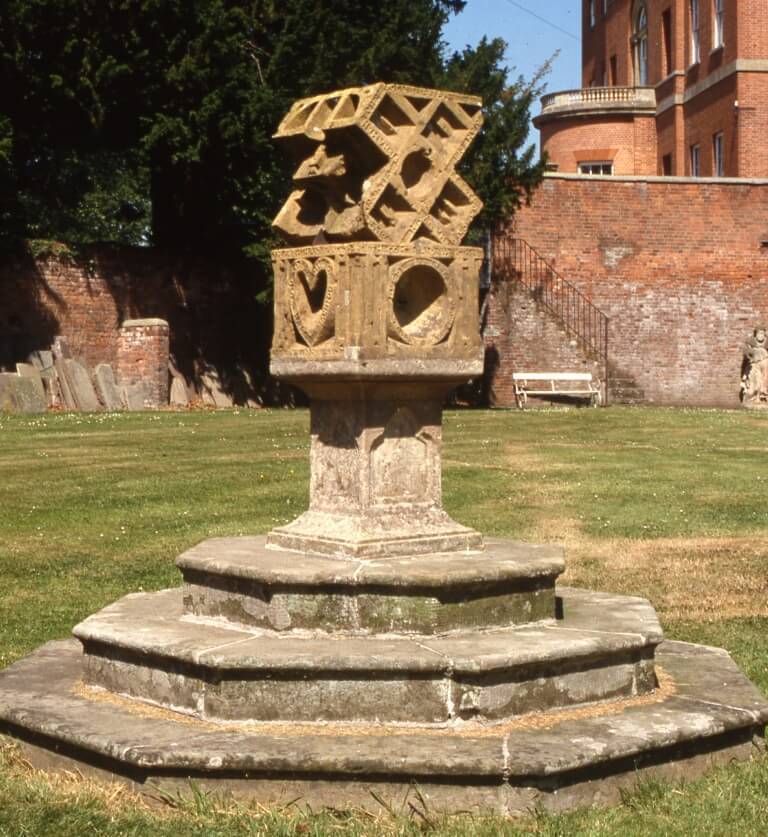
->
(0, 247), (274, 400)
(737, 73), (768, 179)
(583, 1), (747, 88)
(483, 283), (600, 407)
(487, 174), (768, 407)
(540, 113), (657, 175)
(569, 1), (768, 178)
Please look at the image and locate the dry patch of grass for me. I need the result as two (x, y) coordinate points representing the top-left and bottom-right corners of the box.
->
(0, 740), (161, 815)
(559, 531), (768, 623)
(499, 440), (768, 623)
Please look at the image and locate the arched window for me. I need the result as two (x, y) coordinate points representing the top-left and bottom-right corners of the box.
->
(633, 4), (648, 85)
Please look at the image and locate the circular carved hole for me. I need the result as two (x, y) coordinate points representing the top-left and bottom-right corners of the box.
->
(393, 264), (449, 341)
(297, 269), (327, 315)
(400, 148), (432, 192)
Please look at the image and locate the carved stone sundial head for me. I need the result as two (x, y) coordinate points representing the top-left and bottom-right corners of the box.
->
(269, 83), (485, 379)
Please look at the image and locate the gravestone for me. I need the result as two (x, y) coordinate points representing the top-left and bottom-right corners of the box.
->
(122, 382), (148, 411)
(94, 364), (125, 411)
(199, 367), (233, 408)
(169, 376), (189, 407)
(52, 336), (72, 360)
(0, 373), (46, 413)
(39, 368), (60, 408)
(52, 341), (77, 410)
(28, 350), (54, 372)
(64, 360), (101, 412)
(16, 363), (46, 404)
(0, 84), (765, 814)
(0, 372), (17, 411)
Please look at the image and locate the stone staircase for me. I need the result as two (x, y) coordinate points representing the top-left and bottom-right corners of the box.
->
(490, 237), (644, 406)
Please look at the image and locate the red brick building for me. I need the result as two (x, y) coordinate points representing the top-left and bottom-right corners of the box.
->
(536, 0), (768, 177)
(486, 2), (768, 408)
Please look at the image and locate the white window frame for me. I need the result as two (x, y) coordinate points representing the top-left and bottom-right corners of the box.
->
(578, 161), (614, 176)
(634, 5), (649, 85)
(713, 0), (724, 49)
(589, 0), (596, 28)
(713, 132), (724, 176)
(690, 144), (701, 176)
(690, 0), (701, 64)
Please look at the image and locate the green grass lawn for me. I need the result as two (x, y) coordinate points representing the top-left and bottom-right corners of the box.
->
(1, 406), (767, 835)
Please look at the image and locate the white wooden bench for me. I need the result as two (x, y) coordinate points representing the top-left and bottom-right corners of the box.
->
(512, 372), (602, 408)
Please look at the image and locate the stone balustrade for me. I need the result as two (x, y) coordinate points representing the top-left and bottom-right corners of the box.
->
(538, 85), (657, 119)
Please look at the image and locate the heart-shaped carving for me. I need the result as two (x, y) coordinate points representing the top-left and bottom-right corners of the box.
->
(289, 257), (336, 347)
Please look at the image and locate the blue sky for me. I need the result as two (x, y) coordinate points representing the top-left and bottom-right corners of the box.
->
(443, 0), (582, 128)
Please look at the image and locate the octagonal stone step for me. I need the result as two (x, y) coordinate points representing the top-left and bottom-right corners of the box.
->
(72, 586), (662, 724)
(0, 639), (765, 814)
(176, 536), (565, 634)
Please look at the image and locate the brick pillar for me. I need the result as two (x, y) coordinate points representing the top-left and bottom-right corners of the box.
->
(117, 319), (169, 408)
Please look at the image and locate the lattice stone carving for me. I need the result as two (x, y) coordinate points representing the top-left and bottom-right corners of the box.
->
(272, 83), (483, 246)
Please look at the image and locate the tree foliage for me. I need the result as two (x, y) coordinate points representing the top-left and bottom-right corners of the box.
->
(0, 0), (544, 258)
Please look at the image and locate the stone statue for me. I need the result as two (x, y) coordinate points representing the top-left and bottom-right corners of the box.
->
(741, 325), (768, 406)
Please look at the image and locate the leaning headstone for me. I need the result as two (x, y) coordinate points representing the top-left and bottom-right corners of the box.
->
(169, 376), (189, 407)
(94, 364), (125, 411)
(39, 368), (61, 408)
(52, 336), (72, 360)
(28, 350), (54, 372)
(200, 368), (233, 408)
(0, 374), (46, 413)
(122, 383), (148, 411)
(64, 359), (101, 412)
(53, 356), (77, 410)
(16, 363), (46, 405)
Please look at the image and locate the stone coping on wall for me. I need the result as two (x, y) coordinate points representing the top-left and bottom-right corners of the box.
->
(120, 318), (170, 328)
(542, 173), (768, 186)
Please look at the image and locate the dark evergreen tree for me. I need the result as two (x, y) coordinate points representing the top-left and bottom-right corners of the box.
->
(0, 0), (544, 258)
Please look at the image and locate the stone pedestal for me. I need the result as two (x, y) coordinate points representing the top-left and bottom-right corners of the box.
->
(268, 393), (481, 557)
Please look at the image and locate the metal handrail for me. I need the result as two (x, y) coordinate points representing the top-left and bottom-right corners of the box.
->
(492, 236), (610, 404)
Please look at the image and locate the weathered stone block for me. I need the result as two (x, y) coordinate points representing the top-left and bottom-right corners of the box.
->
(0, 639), (766, 814)
(271, 243), (484, 365)
(122, 383), (148, 411)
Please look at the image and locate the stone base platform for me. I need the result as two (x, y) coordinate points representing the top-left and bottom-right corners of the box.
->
(1, 534), (766, 814)
(176, 536), (565, 633)
(71, 587), (661, 723)
(0, 639), (765, 814)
